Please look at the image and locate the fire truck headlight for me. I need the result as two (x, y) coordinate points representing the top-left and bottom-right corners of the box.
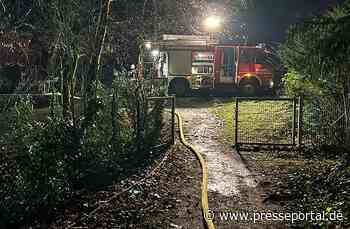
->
(151, 49), (160, 57)
(269, 80), (274, 88)
(145, 42), (152, 50)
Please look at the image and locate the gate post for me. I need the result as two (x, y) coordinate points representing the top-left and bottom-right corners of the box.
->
(171, 96), (176, 145)
(292, 98), (297, 145)
(297, 96), (304, 146)
(234, 98), (239, 147)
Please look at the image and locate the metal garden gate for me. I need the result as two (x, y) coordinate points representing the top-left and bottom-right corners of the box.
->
(233, 97), (302, 147)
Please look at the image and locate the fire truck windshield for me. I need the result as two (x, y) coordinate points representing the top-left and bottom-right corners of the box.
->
(240, 49), (265, 65)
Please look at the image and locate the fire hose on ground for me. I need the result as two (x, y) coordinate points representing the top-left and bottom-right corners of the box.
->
(66, 109), (216, 229)
(175, 112), (216, 229)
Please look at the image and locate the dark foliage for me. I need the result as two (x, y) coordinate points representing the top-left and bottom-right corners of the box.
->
(280, 2), (350, 227)
(280, 0), (350, 149)
(0, 76), (168, 227)
(288, 161), (350, 227)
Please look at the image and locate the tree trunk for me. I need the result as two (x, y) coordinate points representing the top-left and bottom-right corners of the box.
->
(84, 0), (112, 127)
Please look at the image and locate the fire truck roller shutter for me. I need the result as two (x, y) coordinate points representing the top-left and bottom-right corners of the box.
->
(167, 50), (192, 97)
(168, 50), (192, 76)
(238, 76), (261, 96)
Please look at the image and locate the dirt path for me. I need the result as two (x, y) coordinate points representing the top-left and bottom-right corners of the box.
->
(177, 99), (285, 228)
(179, 107), (256, 197)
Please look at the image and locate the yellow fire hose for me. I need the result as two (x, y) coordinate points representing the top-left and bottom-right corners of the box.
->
(175, 112), (216, 229)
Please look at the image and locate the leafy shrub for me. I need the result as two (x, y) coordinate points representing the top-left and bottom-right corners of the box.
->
(280, 1), (350, 149)
(0, 64), (22, 94)
(0, 98), (75, 226)
(282, 70), (321, 98)
(280, 3), (350, 228)
(288, 162), (350, 227)
(0, 76), (167, 227)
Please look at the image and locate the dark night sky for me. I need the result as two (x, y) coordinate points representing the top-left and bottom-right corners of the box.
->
(248, 0), (345, 42)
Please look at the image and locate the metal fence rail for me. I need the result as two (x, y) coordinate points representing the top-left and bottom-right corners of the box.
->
(234, 97), (299, 147)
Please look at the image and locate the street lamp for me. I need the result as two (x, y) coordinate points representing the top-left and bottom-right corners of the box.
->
(203, 16), (223, 33)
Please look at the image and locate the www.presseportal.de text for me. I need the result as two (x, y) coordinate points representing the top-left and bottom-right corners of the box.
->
(206, 210), (343, 224)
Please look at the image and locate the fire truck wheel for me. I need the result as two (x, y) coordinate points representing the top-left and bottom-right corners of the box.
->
(168, 79), (190, 97)
(239, 80), (259, 96)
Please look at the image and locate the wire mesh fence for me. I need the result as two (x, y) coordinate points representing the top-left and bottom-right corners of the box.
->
(0, 76), (172, 155)
(0, 92), (175, 158)
(0, 93), (59, 132)
(0, 93), (84, 158)
(0, 88), (175, 225)
(233, 97), (297, 146)
(302, 96), (350, 147)
(233, 96), (350, 148)
(144, 78), (169, 97)
(146, 96), (175, 148)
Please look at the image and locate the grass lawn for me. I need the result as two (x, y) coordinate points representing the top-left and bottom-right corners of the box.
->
(210, 98), (294, 145)
(211, 98), (349, 227)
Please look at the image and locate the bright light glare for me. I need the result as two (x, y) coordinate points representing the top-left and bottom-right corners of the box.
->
(145, 42), (152, 49)
(204, 16), (221, 29)
(151, 49), (160, 57)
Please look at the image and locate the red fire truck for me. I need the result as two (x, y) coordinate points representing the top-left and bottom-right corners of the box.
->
(213, 45), (276, 95)
(142, 35), (278, 96)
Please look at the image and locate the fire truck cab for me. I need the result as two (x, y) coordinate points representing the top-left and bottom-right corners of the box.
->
(214, 45), (275, 95)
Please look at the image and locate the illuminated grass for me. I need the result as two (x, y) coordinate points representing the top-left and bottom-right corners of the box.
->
(211, 99), (293, 145)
